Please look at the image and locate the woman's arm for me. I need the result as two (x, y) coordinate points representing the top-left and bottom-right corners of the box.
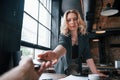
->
(38, 45), (66, 65)
(86, 58), (98, 74)
(53, 45), (66, 58)
(86, 58), (108, 77)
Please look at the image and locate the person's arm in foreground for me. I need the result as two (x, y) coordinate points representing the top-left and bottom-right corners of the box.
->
(0, 57), (51, 80)
(86, 58), (108, 77)
(38, 45), (66, 65)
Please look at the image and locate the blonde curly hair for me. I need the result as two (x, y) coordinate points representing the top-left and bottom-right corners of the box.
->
(60, 9), (87, 36)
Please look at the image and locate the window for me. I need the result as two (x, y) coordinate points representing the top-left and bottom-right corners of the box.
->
(21, 0), (52, 58)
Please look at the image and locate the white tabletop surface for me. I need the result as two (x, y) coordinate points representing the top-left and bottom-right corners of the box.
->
(39, 73), (67, 80)
(39, 73), (88, 80)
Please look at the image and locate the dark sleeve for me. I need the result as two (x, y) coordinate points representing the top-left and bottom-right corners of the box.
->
(82, 35), (92, 60)
(58, 34), (68, 49)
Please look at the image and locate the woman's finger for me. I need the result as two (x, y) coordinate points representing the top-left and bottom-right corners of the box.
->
(52, 59), (58, 65)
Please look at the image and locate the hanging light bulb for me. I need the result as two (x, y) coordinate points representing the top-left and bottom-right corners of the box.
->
(92, 39), (100, 42)
(101, 3), (119, 16)
(96, 30), (106, 34)
(95, 26), (106, 34)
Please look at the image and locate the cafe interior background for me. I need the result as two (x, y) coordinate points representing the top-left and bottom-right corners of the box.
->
(0, 0), (120, 76)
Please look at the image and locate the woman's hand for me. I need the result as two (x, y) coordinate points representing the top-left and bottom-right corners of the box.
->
(38, 51), (58, 65)
(98, 72), (109, 77)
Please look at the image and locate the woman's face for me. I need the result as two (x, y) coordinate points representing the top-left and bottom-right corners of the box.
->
(66, 13), (79, 31)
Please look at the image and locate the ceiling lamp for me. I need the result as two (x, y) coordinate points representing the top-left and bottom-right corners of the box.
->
(96, 30), (106, 34)
(95, 26), (106, 34)
(100, 3), (119, 16)
(92, 39), (99, 42)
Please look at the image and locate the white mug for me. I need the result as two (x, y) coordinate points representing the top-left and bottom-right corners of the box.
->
(88, 74), (100, 80)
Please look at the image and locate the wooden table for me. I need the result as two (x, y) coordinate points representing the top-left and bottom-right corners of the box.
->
(39, 73), (67, 80)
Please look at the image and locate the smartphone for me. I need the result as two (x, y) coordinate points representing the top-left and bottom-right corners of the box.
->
(33, 59), (42, 70)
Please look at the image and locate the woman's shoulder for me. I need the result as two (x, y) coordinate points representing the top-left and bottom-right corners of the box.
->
(60, 33), (71, 38)
(79, 33), (89, 38)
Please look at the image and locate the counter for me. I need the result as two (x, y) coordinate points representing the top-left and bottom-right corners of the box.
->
(39, 72), (120, 80)
(82, 65), (120, 80)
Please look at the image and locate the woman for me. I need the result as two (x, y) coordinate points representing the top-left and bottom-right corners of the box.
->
(38, 9), (106, 76)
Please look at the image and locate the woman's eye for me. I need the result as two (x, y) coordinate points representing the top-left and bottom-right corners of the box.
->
(73, 17), (78, 21)
(67, 19), (71, 22)
(67, 17), (78, 22)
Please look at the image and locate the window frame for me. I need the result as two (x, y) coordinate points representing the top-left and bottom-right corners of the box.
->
(20, 0), (52, 58)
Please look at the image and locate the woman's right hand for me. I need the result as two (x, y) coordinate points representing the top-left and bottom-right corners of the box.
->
(38, 51), (58, 65)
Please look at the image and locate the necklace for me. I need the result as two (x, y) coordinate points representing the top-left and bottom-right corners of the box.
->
(71, 32), (78, 45)
(72, 38), (78, 45)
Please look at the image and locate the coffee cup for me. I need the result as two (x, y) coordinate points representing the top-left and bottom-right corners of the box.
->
(88, 74), (100, 80)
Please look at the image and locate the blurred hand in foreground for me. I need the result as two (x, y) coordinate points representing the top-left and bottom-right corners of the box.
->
(0, 57), (52, 80)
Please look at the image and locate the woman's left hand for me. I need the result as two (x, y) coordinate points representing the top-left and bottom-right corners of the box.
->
(98, 72), (109, 78)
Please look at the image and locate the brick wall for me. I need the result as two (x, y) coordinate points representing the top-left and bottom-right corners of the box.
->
(90, 35), (120, 65)
(106, 35), (120, 64)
